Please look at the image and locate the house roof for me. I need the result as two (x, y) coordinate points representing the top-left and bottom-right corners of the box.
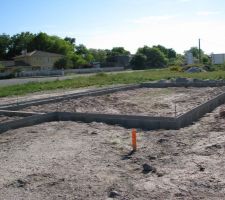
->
(14, 50), (64, 59)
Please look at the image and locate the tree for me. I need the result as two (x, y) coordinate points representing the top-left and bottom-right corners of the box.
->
(167, 48), (176, 59)
(110, 47), (130, 56)
(7, 32), (35, 58)
(0, 34), (11, 60)
(153, 45), (176, 59)
(89, 49), (107, 63)
(64, 37), (76, 45)
(185, 47), (204, 59)
(130, 53), (147, 70)
(54, 57), (73, 69)
(75, 44), (88, 55)
(29, 32), (74, 55)
(69, 54), (88, 68)
(137, 46), (168, 68)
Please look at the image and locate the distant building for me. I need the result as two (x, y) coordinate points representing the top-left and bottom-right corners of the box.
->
(211, 54), (225, 64)
(185, 52), (194, 65)
(114, 55), (131, 67)
(14, 50), (64, 69)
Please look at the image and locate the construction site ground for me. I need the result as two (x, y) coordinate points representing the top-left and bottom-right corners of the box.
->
(21, 87), (225, 117)
(0, 104), (225, 199)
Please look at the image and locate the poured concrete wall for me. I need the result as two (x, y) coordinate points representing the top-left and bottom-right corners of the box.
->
(1, 86), (225, 134)
(1, 81), (225, 134)
(177, 92), (225, 128)
(0, 113), (56, 134)
(57, 112), (176, 130)
(0, 110), (43, 117)
(0, 84), (140, 111)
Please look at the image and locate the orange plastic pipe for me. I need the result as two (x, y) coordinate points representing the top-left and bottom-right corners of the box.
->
(132, 128), (137, 151)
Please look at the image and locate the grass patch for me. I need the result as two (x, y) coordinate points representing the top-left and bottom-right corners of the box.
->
(1, 69), (225, 97)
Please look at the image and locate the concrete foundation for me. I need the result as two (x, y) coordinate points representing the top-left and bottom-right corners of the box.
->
(0, 113), (56, 134)
(2, 79), (225, 111)
(1, 79), (225, 134)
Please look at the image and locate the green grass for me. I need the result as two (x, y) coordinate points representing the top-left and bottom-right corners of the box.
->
(1, 68), (225, 97)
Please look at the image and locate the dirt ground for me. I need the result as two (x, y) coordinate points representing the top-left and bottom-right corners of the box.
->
(1, 104), (225, 199)
(0, 115), (23, 123)
(22, 87), (225, 117)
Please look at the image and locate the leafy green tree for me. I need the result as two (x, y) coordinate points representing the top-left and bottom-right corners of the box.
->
(64, 37), (76, 45)
(29, 32), (74, 55)
(185, 47), (204, 59)
(0, 34), (11, 60)
(105, 47), (130, 63)
(110, 47), (130, 56)
(167, 48), (176, 59)
(130, 53), (147, 70)
(89, 49), (107, 62)
(137, 46), (168, 68)
(69, 54), (87, 68)
(202, 55), (210, 64)
(75, 44), (88, 55)
(54, 57), (73, 69)
(153, 45), (176, 59)
(7, 32), (35, 58)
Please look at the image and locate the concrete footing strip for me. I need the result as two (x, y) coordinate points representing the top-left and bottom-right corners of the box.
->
(1, 81), (225, 133)
(0, 84), (140, 110)
(0, 113), (56, 134)
(0, 86), (224, 133)
(0, 110), (44, 117)
(2, 81), (225, 111)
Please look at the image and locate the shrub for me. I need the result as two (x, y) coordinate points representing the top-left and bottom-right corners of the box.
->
(130, 53), (147, 70)
(169, 66), (182, 72)
(54, 57), (73, 69)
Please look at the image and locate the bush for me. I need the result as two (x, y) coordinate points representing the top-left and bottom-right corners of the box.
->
(212, 62), (225, 71)
(130, 53), (147, 70)
(69, 54), (87, 69)
(136, 46), (168, 68)
(54, 57), (73, 69)
(169, 66), (182, 72)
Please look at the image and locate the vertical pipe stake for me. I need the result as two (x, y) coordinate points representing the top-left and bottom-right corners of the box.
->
(132, 128), (137, 151)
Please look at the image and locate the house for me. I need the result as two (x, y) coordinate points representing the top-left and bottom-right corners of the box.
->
(14, 50), (64, 69)
(211, 54), (225, 65)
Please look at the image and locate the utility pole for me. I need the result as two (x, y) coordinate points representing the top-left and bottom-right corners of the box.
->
(198, 38), (201, 64)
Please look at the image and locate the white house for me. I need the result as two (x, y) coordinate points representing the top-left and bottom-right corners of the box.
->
(211, 54), (225, 64)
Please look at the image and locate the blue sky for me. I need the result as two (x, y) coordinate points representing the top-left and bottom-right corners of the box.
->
(1, 0), (225, 54)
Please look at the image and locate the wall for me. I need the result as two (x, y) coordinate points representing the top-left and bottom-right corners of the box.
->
(0, 61), (15, 67)
(177, 92), (225, 128)
(17, 67), (125, 77)
(1, 81), (225, 133)
(29, 55), (63, 68)
(0, 113), (56, 134)
(212, 54), (225, 64)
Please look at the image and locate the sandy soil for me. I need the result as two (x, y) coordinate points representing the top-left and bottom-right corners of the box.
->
(1, 104), (225, 199)
(0, 115), (22, 123)
(22, 87), (225, 117)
